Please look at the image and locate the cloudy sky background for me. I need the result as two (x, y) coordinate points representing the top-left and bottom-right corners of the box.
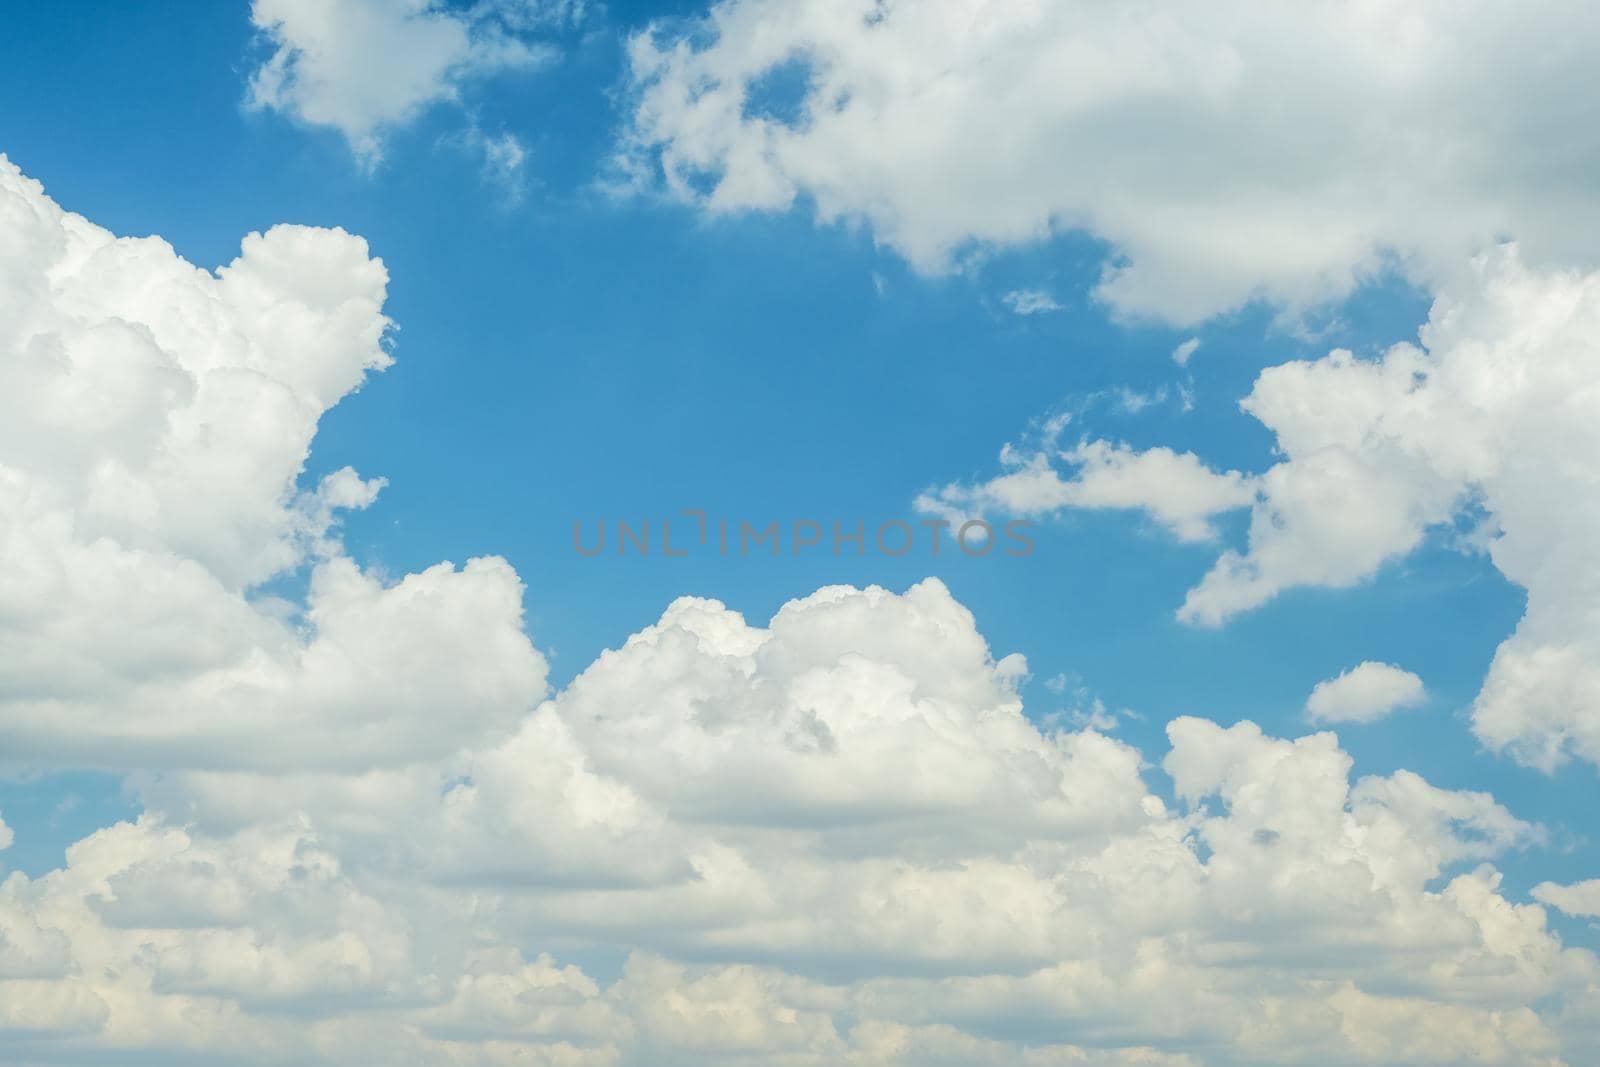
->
(2, 1), (1599, 1063)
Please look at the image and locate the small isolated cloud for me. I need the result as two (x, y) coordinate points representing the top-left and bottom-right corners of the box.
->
(461, 126), (530, 204)
(1533, 879), (1600, 919)
(1114, 385), (1169, 415)
(1002, 288), (1062, 315)
(1306, 661), (1427, 723)
(0, 811), (11, 851)
(247, 0), (557, 167)
(919, 439), (1255, 543)
(1172, 337), (1201, 365)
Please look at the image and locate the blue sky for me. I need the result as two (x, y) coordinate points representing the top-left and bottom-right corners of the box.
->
(2, 3), (1599, 1064)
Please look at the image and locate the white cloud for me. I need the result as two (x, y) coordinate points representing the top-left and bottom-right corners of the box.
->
(1002, 288), (1062, 315)
(919, 439), (1254, 543)
(0, 156), (546, 771)
(247, 0), (555, 166)
(3, 157), (1598, 1066)
(1166, 249), (1600, 773)
(1534, 880), (1600, 920)
(1113, 386), (1168, 415)
(469, 127), (531, 204)
(0, 812), (11, 851)
(1172, 338), (1201, 366)
(1306, 662), (1427, 724)
(6, 589), (1594, 1063)
(620, 0), (1600, 324)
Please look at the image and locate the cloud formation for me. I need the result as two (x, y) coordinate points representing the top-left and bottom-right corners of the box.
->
(1002, 289), (1063, 316)
(919, 439), (1254, 544)
(1306, 662), (1428, 724)
(0, 156), (546, 772)
(3, 158), (1597, 1065)
(247, 0), (560, 165)
(620, 0), (1600, 323)
(1534, 881), (1600, 921)
(1176, 251), (1600, 773)
(931, 248), (1600, 775)
(7, 583), (1596, 1063)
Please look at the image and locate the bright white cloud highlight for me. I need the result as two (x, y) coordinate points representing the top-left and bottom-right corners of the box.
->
(247, 0), (554, 165)
(620, 0), (1600, 323)
(3, 158), (1597, 1066)
(1306, 662), (1427, 724)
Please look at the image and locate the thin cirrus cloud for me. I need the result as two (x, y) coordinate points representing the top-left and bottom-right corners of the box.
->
(619, 0), (1600, 324)
(3, 155), (1596, 1065)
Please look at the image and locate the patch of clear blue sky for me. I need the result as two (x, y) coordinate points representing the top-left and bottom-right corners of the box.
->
(0, 0), (1592, 950)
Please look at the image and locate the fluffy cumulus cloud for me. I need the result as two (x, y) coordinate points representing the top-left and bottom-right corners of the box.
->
(0, 156), (546, 772)
(247, 0), (567, 165)
(934, 249), (1600, 775)
(4, 159), (1600, 1065)
(619, 0), (1600, 323)
(1306, 662), (1428, 724)
(5, 605), (1596, 1063)
(1172, 251), (1600, 773)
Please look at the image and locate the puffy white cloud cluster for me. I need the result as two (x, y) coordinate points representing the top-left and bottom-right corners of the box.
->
(0, 156), (547, 773)
(923, 248), (1600, 774)
(3, 159), (1597, 1065)
(248, 0), (562, 165)
(1178, 251), (1600, 772)
(7, 582), (1598, 1064)
(619, 0), (1600, 323)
